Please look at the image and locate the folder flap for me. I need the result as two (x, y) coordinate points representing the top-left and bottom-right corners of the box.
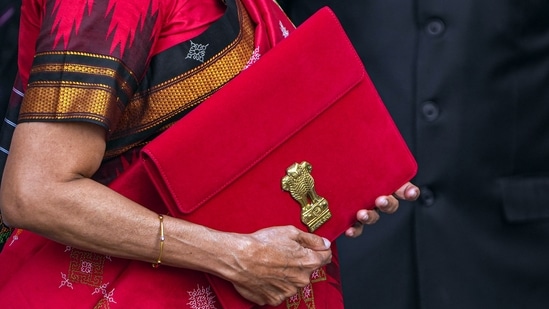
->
(142, 7), (366, 214)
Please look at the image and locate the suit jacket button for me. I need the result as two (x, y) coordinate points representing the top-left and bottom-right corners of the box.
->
(421, 101), (440, 122)
(420, 187), (436, 206)
(425, 18), (445, 36)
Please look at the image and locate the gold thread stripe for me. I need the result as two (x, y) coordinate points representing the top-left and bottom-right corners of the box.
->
(29, 61), (134, 101)
(31, 63), (117, 77)
(20, 85), (119, 128)
(31, 50), (138, 86)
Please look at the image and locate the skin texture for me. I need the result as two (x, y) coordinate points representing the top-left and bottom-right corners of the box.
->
(0, 121), (419, 306)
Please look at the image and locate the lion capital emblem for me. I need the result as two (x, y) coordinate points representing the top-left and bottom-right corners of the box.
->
(281, 161), (331, 232)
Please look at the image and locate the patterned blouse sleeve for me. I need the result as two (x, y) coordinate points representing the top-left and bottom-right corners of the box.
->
(18, 0), (163, 134)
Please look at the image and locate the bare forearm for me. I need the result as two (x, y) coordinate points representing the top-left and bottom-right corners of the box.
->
(0, 122), (242, 278)
(2, 174), (242, 279)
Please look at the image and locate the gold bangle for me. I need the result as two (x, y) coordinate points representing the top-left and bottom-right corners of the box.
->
(152, 215), (165, 268)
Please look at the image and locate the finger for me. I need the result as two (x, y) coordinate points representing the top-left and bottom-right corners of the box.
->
(345, 209), (380, 237)
(356, 209), (380, 225)
(375, 195), (399, 214)
(393, 182), (420, 201)
(344, 221), (363, 238)
(295, 230), (331, 251)
(364, 209), (381, 224)
(295, 232), (333, 267)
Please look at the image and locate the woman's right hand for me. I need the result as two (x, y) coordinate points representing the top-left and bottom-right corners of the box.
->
(226, 225), (332, 306)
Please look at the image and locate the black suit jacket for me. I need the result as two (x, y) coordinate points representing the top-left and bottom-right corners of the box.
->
(280, 1), (549, 308)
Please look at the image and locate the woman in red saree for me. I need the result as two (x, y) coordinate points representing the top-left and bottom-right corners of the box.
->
(0, 0), (419, 308)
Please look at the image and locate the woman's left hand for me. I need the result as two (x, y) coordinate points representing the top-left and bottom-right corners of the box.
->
(344, 182), (420, 238)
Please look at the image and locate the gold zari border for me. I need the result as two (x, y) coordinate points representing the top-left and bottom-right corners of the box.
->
(21, 81), (119, 128)
(112, 4), (256, 137)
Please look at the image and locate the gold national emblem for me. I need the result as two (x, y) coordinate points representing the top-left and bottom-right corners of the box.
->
(281, 161), (331, 232)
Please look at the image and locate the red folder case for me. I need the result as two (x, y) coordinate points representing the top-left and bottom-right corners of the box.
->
(109, 6), (417, 308)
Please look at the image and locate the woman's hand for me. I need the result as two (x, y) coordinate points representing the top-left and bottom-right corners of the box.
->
(344, 182), (420, 237)
(226, 226), (332, 306)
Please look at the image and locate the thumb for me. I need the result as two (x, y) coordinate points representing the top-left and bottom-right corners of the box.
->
(296, 232), (331, 251)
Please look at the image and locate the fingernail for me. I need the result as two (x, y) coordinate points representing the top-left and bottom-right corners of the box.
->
(361, 212), (369, 221)
(323, 238), (331, 248)
(380, 198), (389, 207)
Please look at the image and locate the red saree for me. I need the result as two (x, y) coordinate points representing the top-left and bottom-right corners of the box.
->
(0, 0), (344, 308)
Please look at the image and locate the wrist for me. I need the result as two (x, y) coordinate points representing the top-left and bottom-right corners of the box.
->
(158, 217), (250, 279)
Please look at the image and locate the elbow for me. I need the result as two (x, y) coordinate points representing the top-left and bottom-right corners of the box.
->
(0, 193), (19, 229)
(0, 177), (43, 229)
(0, 206), (16, 229)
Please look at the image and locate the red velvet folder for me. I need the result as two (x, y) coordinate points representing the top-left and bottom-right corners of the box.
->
(109, 6), (417, 308)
